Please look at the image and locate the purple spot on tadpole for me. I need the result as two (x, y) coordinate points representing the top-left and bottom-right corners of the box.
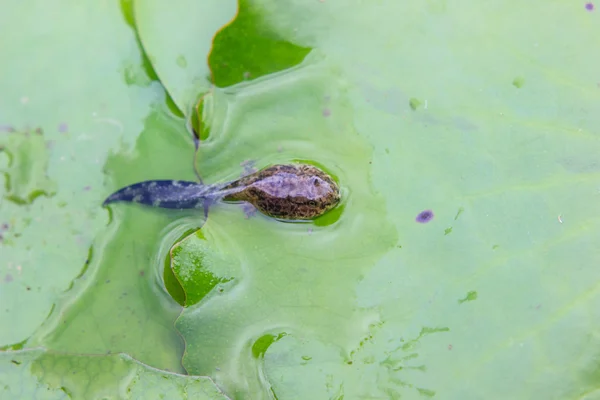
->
(416, 209), (434, 223)
(586, 2), (594, 10)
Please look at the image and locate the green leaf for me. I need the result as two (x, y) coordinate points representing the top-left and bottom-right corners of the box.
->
(170, 229), (237, 307)
(0, 349), (228, 399)
(206, 0), (312, 88)
(0, 130), (56, 205)
(167, 0), (600, 398)
(0, 0), (162, 348)
(4, 0), (600, 398)
(133, 0), (238, 114)
(0, 0), (214, 394)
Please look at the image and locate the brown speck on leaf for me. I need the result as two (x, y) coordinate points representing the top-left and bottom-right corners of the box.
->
(35, 128), (42, 135)
(4, 274), (13, 283)
(26, 286), (31, 291)
(448, 344), (453, 350)
(139, 270), (145, 277)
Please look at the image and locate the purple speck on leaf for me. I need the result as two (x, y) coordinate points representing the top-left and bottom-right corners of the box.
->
(322, 108), (331, 117)
(58, 122), (68, 132)
(415, 209), (434, 224)
(586, 2), (594, 10)
(83, 186), (91, 191)
(4, 274), (13, 283)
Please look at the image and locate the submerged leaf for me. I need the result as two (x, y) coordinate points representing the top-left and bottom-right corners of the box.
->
(0, 349), (229, 400)
(170, 228), (238, 307)
(0, 130), (56, 205)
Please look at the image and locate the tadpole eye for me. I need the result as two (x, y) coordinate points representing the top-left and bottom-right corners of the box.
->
(313, 178), (320, 186)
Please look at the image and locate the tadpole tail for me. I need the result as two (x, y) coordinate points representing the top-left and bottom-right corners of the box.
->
(103, 180), (210, 210)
